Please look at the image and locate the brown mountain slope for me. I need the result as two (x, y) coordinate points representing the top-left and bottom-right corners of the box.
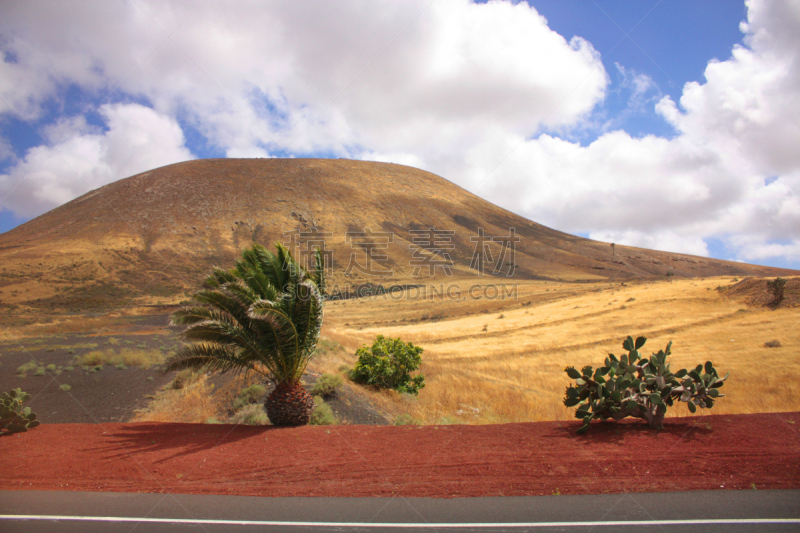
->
(0, 158), (795, 309)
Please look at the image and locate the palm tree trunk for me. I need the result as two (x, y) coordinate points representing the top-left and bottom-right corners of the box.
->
(265, 382), (315, 426)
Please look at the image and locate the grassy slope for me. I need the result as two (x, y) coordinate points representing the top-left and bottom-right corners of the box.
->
(316, 276), (800, 425)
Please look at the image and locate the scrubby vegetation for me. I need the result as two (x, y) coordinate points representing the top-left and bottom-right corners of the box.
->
(351, 335), (425, 395)
(1, 388), (40, 433)
(230, 404), (269, 425)
(767, 277), (787, 307)
(310, 396), (337, 425)
(310, 373), (343, 398)
(233, 384), (267, 411)
(563, 335), (729, 433)
(72, 348), (168, 369)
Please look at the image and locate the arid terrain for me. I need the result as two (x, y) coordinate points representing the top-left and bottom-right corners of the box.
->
(1, 158), (798, 498)
(3, 412), (798, 498)
(0, 159), (792, 313)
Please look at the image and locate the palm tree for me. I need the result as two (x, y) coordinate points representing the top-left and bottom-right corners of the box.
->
(166, 242), (326, 426)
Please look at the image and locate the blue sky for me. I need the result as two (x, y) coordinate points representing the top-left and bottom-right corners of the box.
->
(1, 0), (798, 269)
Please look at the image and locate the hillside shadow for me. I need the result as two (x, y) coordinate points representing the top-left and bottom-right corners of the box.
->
(96, 422), (284, 462)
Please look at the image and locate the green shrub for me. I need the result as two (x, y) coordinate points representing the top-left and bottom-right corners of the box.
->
(351, 335), (425, 395)
(205, 417), (221, 424)
(310, 396), (337, 425)
(59, 384), (72, 391)
(46, 364), (56, 372)
(115, 363), (127, 370)
(563, 335), (729, 433)
(64, 366), (74, 372)
(310, 373), (343, 398)
(231, 404), (268, 425)
(34, 367), (46, 376)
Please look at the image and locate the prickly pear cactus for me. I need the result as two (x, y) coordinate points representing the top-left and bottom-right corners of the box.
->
(563, 336), (729, 433)
(1, 388), (40, 434)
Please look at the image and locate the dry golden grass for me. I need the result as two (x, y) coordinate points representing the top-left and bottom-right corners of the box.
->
(132, 372), (221, 423)
(72, 348), (169, 369)
(324, 276), (800, 424)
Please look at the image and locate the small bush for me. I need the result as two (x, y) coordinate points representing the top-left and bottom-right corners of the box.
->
(73, 348), (167, 369)
(16, 361), (38, 374)
(64, 366), (74, 372)
(310, 396), (337, 425)
(563, 335), (728, 433)
(394, 413), (421, 425)
(314, 338), (343, 358)
(231, 404), (268, 425)
(232, 384), (267, 410)
(34, 367), (46, 376)
(767, 277), (788, 307)
(171, 369), (199, 390)
(764, 340), (782, 348)
(116, 363), (127, 370)
(46, 364), (56, 372)
(310, 373), (343, 398)
(351, 335), (425, 395)
(1, 388), (40, 433)
(59, 384), (71, 391)
(205, 417), (221, 424)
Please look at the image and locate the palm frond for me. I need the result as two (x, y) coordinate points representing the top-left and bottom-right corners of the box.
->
(290, 280), (324, 358)
(165, 343), (263, 376)
(192, 288), (251, 325)
(248, 302), (303, 382)
(310, 249), (326, 296)
(170, 242), (326, 385)
(203, 267), (237, 288)
(170, 306), (235, 327)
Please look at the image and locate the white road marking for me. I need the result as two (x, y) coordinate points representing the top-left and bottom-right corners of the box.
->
(1, 515), (799, 528)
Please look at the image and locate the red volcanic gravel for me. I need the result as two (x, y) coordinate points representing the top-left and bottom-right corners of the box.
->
(3, 412), (799, 498)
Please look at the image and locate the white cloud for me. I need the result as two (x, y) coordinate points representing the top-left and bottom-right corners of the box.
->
(470, 0), (800, 263)
(0, 0), (606, 157)
(0, 104), (193, 217)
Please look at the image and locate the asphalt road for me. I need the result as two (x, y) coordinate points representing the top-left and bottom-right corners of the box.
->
(1, 489), (798, 532)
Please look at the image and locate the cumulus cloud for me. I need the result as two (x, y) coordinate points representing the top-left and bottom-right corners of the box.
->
(0, 103), (193, 217)
(0, 0), (606, 156)
(470, 0), (800, 265)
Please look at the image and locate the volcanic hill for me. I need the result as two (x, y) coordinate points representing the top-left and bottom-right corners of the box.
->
(0, 158), (794, 310)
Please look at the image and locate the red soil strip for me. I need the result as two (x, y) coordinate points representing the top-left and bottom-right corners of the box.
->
(4, 412), (799, 498)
